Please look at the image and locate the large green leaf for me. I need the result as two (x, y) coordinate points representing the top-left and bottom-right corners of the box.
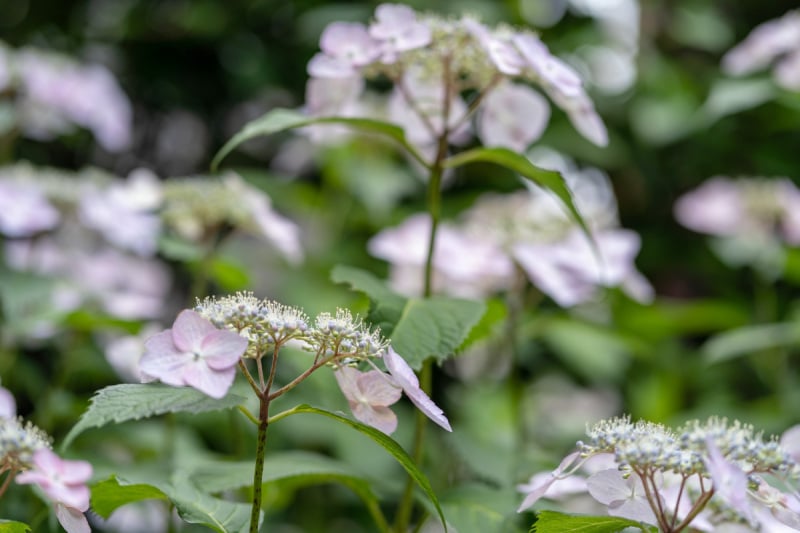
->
(0, 521), (32, 533)
(531, 511), (653, 533)
(270, 404), (447, 530)
(703, 322), (800, 364)
(442, 147), (590, 238)
(211, 108), (426, 170)
(91, 476), (169, 518)
(331, 265), (485, 368)
(190, 451), (388, 531)
(62, 384), (246, 448)
(436, 485), (525, 533)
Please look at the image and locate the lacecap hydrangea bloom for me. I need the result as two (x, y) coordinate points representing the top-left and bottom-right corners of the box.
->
(518, 415), (800, 532)
(304, 3), (607, 158)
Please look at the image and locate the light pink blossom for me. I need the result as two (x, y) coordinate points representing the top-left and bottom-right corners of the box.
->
(513, 34), (583, 98)
(705, 438), (754, 523)
(308, 22), (381, 78)
(586, 468), (659, 525)
(139, 310), (249, 399)
(334, 365), (402, 434)
(0, 182), (60, 238)
(0, 384), (16, 418)
(16, 448), (92, 533)
(383, 347), (451, 432)
(369, 3), (431, 63)
(477, 81), (550, 151)
(517, 451), (582, 511)
(462, 18), (525, 75)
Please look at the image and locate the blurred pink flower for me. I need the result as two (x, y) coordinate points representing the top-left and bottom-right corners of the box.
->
(308, 22), (381, 78)
(0, 384), (16, 418)
(512, 229), (653, 307)
(462, 18), (525, 75)
(384, 347), (451, 432)
(0, 182), (60, 238)
(16, 448), (92, 533)
(586, 468), (659, 525)
(705, 438), (754, 523)
(334, 365), (402, 434)
(369, 3), (431, 63)
(139, 310), (248, 399)
(477, 81), (550, 151)
(517, 451), (582, 511)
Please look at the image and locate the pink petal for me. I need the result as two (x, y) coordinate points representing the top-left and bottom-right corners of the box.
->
(200, 330), (248, 370)
(383, 347), (419, 389)
(517, 451), (581, 512)
(55, 503), (91, 533)
(357, 371), (402, 406)
(58, 460), (93, 485)
(50, 483), (91, 512)
(384, 347), (451, 432)
(478, 82), (550, 151)
(138, 348), (191, 387)
(171, 310), (217, 352)
(181, 360), (237, 399)
(334, 366), (361, 403)
(0, 385), (15, 418)
(780, 425), (800, 462)
(351, 403), (398, 435)
(307, 53), (359, 78)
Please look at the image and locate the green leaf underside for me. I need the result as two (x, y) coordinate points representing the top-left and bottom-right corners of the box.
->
(0, 521), (32, 533)
(703, 321), (800, 364)
(62, 384), (246, 448)
(90, 474), (254, 533)
(279, 404), (447, 530)
(91, 476), (169, 518)
(442, 147), (592, 243)
(212, 108), (424, 170)
(531, 511), (652, 533)
(331, 265), (485, 369)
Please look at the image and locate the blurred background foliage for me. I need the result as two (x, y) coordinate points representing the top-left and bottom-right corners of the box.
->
(3, 0), (800, 531)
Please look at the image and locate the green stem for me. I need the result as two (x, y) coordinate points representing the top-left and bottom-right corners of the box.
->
(249, 396), (269, 533)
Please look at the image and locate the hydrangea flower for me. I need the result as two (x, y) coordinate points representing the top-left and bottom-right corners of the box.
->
(477, 81), (550, 151)
(0, 181), (60, 238)
(334, 366), (402, 434)
(0, 384), (15, 419)
(139, 310), (249, 399)
(16, 448), (92, 533)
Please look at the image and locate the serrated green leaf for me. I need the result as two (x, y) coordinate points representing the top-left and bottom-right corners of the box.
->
(91, 476), (169, 518)
(331, 265), (485, 369)
(211, 108), (426, 170)
(0, 521), (32, 533)
(62, 384), (247, 448)
(190, 451), (388, 531)
(442, 147), (591, 240)
(703, 322), (800, 364)
(531, 511), (650, 533)
(271, 404), (447, 530)
(169, 473), (254, 533)
(457, 298), (508, 353)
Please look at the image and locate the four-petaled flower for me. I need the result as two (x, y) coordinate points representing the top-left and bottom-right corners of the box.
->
(139, 309), (249, 399)
(16, 448), (93, 533)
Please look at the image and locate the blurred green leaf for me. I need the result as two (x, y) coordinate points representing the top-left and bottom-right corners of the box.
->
(541, 319), (632, 382)
(212, 108), (426, 170)
(158, 235), (205, 261)
(330, 264), (406, 332)
(616, 299), (749, 341)
(210, 258), (250, 291)
(699, 78), (776, 125)
(703, 322), (800, 364)
(436, 485), (525, 533)
(91, 476), (169, 518)
(457, 298), (508, 353)
(62, 384), (246, 448)
(0, 521), (32, 533)
(442, 147), (591, 242)
(271, 403), (447, 530)
(531, 511), (652, 532)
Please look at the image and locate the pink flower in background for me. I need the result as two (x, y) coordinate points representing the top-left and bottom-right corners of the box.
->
(307, 22), (381, 78)
(513, 34), (583, 98)
(369, 3), (431, 63)
(16, 448), (92, 533)
(704, 439), (754, 523)
(384, 347), (451, 432)
(334, 365), (402, 434)
(463, 18), (525, 76)
(139, 310), (248, 399)
(477, 81), (550, 151)
(0, 384), (16, 418)
(0, 182), (60, 238)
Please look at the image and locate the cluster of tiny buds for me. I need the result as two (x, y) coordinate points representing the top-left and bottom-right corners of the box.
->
(0, 416), (52, 471)
(195, 292), (389, 362)
(578, 415), (798, 478)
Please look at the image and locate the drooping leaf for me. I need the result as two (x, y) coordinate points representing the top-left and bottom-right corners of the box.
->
(211, 108), (426, 170)
(91, 476), (169, 518)
(456, 298), (508, 353)
(703, 322), (800, 364)
(442, 147), (591, 239)
(531, 510), (652, 533)
(331, 265), (485, 369)
(0, 521), (32, 533)
(190, 451), (388, 530)
(62, 384), (246, 448)
(541, 319), (633, 383)
(270, 403), (447, 530)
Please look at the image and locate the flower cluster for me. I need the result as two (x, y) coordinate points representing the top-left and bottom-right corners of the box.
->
(304, 4), (607, 158)
(369, 149), (652, 306)
(722, 9), (800, 91)
(1, 385), (93, 533)
(519, 415), (800, 532)
(0, 40), (132, 151)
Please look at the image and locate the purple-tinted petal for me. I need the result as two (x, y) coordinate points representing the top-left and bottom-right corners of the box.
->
(384, 347), (451, 431)
(517, 451), (581, 512)
(181, 360), (237, 399)
(139, 341), (191, 388)
(171, 310), (216, 352)
(334, 366), (361, 403)
(200, 330), (248, 370)
(351, 403), (398, 435)
(55, 503), (91, 533)
(357, 370), (402, 407)
(705, 438), (754, 522)
(478, 82), (550, 151)
(0, 385), (16, 418)
(307, 53), (359, 79)
(780, 425), (800, 462)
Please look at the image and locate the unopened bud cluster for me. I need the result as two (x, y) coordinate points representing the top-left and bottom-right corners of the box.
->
(195, 292), (388, 362)
(0, 416), (52, 471)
